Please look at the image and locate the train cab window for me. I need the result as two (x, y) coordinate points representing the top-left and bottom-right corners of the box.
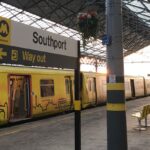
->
(65, 79), (70, 94)
(92, 79), (96, 92)
(40, 79), (54, 97)
(88, 78), (95, 92)
(88, 80), (92, 91)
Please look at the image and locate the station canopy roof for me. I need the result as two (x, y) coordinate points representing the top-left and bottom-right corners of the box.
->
(0, 0), (150, 66)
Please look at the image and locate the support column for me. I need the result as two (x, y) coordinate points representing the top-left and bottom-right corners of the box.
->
(106, 0), (128, 150)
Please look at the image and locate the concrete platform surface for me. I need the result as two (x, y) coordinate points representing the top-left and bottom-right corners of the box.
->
(0, 96), (150, 150)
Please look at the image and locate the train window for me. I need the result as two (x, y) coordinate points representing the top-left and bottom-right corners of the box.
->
(92, 78), (96, 92)
(88, 80), (92, 91)
(65, 79), (70, 94)
(87, 78), (96, 92)
(40, 79), (54, 97)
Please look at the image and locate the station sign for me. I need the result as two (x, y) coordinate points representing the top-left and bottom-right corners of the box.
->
(0, 16), (78, 69)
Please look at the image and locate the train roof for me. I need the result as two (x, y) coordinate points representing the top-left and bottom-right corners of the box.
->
(0, 65), (74, 75)
(125, 75), (144, 78)
(81, 71), (106, 78)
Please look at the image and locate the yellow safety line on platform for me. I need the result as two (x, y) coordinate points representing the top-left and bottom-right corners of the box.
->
(107, 83), (124, 90)
(74, 100), (81, 110)
(107, 103), (125, 111)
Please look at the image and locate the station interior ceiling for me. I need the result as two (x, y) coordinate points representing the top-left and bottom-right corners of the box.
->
(0, 0), (150, 66)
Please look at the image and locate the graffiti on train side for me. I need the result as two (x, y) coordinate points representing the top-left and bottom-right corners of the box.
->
(33, 96), (69, 112)
(58, 98), (68, 111)
(0, 102), (8, 120)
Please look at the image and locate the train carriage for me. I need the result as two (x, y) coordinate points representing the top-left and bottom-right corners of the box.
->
(95, 73), (107, 104)
(124, 76), (145, 99)
(0, 65), (149, 125)
(144, 78), (150, 95)
(130, 76), (145, 98)
(81, 72), (107, 108)
(124, 76), (132, 99)
(81, 72), (97, 108)
(0, 65), (74, 125)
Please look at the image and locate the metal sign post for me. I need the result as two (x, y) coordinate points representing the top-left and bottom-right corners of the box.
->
(74, 41), (81, 150)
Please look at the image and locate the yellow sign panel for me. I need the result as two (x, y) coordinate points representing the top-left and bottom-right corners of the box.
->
(74, 100), (81, 110)
(0, 16), (11, 45)
(0, 48), (7, 59)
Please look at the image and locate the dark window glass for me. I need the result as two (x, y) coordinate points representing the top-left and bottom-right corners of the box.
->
(88, 80), (92, 91)
(87, 78), (96, 92)
(65, 79), (70, 94)
(91, 78), (96, 92)
(40, 79), (54, 97)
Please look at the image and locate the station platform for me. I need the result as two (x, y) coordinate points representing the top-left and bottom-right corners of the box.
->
(0, 96), (150, 150)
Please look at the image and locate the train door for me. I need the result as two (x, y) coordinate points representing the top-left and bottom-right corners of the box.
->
(65, 77), (73, 109)
(87, 77), (97, 105)
(130, 79), (135, 97)
(9, 75), (31, 121)
(93, 78), (97, 104)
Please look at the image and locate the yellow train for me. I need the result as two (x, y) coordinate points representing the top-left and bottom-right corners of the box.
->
(0, 65), (150, 125)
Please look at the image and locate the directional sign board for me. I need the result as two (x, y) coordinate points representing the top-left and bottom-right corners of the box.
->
(0, 16), (78, 69)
